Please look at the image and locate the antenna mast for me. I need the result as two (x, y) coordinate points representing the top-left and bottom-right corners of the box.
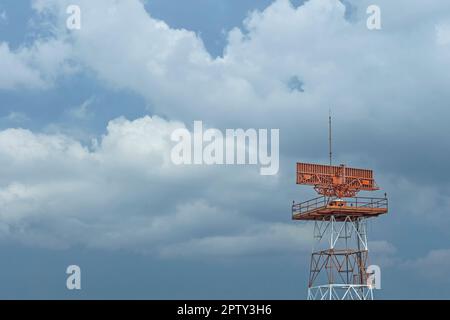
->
(329, 110), (332, 166)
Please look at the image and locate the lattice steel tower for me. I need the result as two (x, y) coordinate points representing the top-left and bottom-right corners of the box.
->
(292, 119), (388, 300)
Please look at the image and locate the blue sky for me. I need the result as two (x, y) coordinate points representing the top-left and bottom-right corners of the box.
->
(0, 0), (450, 299)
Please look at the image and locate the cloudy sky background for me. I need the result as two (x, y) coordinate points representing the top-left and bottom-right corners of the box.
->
(0, 0), (450, 299)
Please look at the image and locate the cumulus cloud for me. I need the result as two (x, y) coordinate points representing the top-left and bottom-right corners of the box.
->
(1, 0), (447, 264)
(22, 0), (450, 178)
(0, 115), (307, 256)
(0, 39), (74, 90)
(0, 43), (45, 89)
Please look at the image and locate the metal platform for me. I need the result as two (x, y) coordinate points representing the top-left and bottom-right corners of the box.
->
(292, 196), (388, 221)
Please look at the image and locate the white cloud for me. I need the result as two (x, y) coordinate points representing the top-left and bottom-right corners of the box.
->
(27, 0), (349, 123)
(21, 0), (450, 143)
(0, 39), (74, 90)
(1, 0), (448, 263)
(0, 115), (301, 255)
(67, 97), (95, 120)
(436, 21), (450, 45)
(0, 43), (45, 89)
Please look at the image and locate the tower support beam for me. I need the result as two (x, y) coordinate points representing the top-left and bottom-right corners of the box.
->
(307, 215), (373, 300)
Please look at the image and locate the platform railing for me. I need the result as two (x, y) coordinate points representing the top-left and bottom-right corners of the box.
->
(292, 196), (388, 217)
(292, 196), (327, 215)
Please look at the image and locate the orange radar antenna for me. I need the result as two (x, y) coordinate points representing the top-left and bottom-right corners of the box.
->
(296, 112), (379, 199)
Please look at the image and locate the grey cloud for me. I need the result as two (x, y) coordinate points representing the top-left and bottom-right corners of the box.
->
(1, 0), (449, 296)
